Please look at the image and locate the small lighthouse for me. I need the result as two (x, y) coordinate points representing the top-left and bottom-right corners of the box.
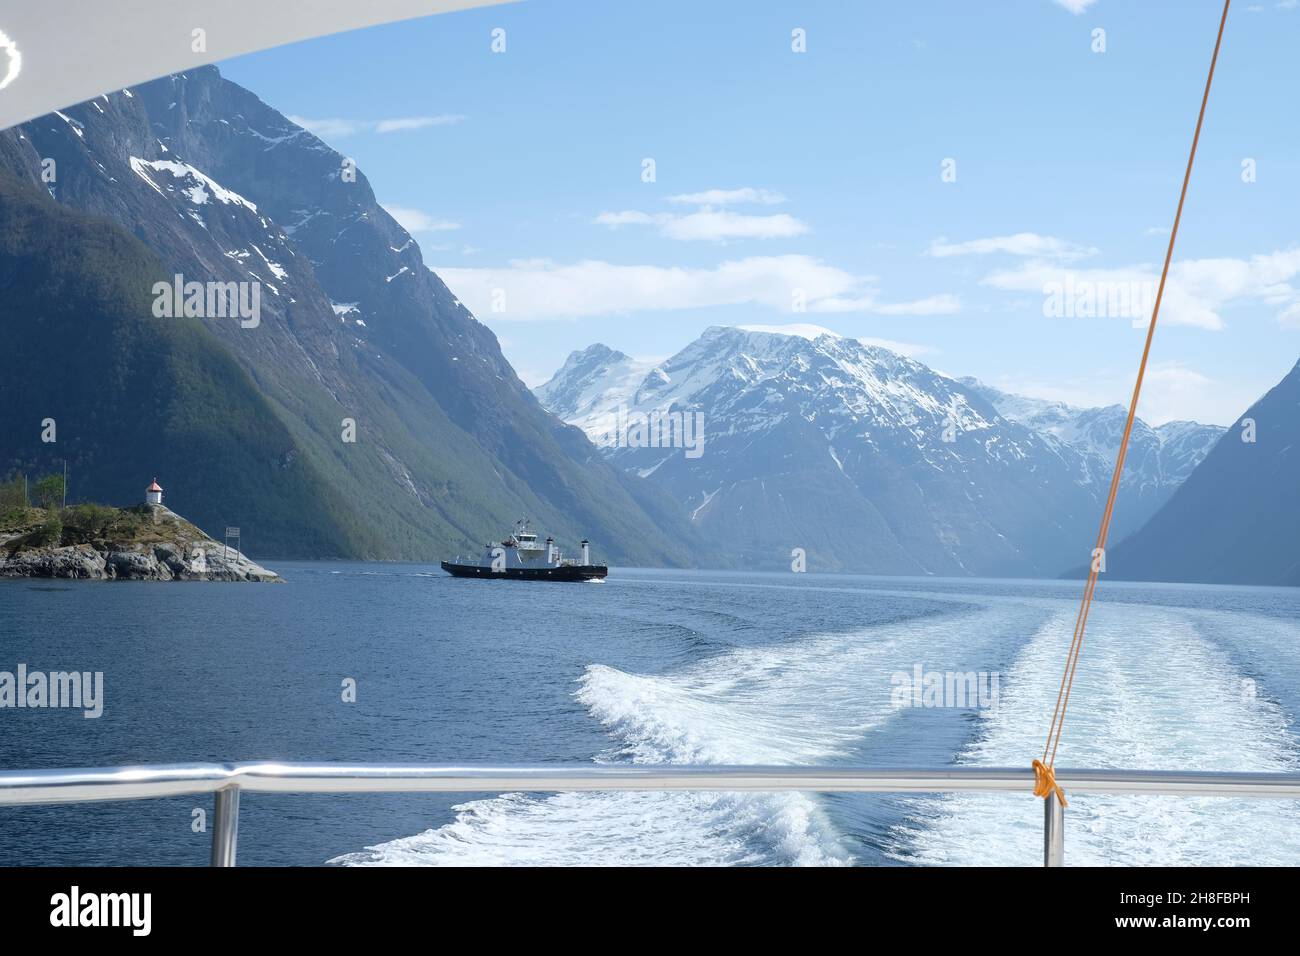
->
(145, 478), (163, 506)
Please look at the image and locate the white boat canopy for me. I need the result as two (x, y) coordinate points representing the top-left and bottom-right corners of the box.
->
(0, 0), (516, 131)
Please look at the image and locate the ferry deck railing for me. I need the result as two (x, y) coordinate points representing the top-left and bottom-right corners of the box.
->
(3, 763), (1299, 867)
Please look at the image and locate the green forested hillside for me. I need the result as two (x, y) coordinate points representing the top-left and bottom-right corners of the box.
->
(0, 173), (373, 555)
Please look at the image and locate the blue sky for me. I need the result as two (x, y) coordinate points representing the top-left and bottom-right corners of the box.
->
(221, 0), (1300, 425)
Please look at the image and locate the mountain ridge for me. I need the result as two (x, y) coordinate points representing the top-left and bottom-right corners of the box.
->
(1103, 359), (1300, 586)
(0, 68), (703, 565)
(536, 325), (1224, 575)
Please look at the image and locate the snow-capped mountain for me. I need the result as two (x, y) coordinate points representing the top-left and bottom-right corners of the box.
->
(536, 326), (1223, 575)
(960, 379), (1224, 520)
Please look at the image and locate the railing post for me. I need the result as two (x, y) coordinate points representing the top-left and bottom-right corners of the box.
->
(1043, 791), (1064, 867)
(211, 786), (240, 867)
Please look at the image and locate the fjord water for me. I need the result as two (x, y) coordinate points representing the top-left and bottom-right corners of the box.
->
(2, 566), (1298, 866)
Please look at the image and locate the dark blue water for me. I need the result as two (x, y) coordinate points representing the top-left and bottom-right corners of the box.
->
(3, 565), (1299, 865)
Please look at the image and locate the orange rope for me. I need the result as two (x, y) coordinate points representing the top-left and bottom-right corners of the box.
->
(1035, 0), (1231, 801)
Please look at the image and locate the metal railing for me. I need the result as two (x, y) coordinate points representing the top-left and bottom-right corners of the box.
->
(3, 762), (1299, 867)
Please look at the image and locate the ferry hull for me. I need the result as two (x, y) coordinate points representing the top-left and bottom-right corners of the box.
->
(440, 561), (608, 582)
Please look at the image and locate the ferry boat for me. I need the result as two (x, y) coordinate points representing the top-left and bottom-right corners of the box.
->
(440, 519), (608, 582)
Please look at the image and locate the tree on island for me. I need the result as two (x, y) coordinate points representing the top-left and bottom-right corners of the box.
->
(33, 474), (65, 511)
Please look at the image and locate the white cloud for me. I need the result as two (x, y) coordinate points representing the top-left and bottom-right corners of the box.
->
(598, 186), (803, 241)
(595, 208), (808, 241)
(866, 295), (962, 316)
(1053, 0), (1100, 13)
(593, 211), (659, 227)
(928, 233), (1097, 261)
(431, 255), (960, 321)
(667, 210), (806, 242)
(288, 114), (465, 139)
(808, 292), (961, 315)
(375, 115), (465, 133)
(287, 116), (359, 139)
(382, 204), (460, 233)
(667, 187), (787, 206)
(996, 361), (1245, 426)
(981, 247), (1300, 330)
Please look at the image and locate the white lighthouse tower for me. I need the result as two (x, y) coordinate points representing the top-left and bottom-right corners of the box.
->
(145, 478), (163, 506)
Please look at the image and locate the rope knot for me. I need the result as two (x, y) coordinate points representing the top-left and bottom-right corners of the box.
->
(1032, 759), (1068, 807)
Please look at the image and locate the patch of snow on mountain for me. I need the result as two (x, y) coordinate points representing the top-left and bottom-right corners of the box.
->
(128, 157), (259, 212)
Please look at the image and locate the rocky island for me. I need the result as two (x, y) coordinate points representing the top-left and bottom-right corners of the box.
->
(0, 479), (281, 582)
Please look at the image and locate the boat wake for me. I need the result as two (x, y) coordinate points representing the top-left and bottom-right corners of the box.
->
(331, 599), (1028, 866)
(887, 603), (1300, 866)
(331, 593), (1300, 866)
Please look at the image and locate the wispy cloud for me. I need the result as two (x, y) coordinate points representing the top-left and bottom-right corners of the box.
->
(374, 116), (463, 133)
(432, 256), (959, 321)
(928, 233), (1097, 261)
(595, 208), (808, 241)
(382, 204), (461, 233)
(994, 361), (1240, 426)
(288, 114), (465, 139)
(667, 187), (787, 206)
(1053, 0), (1100, 14)
(982, 247), (1300, 330)
(597, 186), (804, 242)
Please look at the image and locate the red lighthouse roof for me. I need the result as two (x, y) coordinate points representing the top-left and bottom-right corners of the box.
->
(147, 479), (162, 492)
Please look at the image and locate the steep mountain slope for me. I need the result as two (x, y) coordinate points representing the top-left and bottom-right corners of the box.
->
(960, 380), (1224, 539)
(536, 327), (1221, 576)
(1105, 362), (1299, 585)
(0, 68), (697, 564)
(0, 173), (362, 554)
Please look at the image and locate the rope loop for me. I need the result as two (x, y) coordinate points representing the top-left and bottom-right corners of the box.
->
(1032, 759), (1067, 808)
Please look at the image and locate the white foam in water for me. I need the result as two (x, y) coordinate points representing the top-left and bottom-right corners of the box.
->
(332, 602), (1026, 866)
(332, 591), (1300, 866)
(890, 602), (1300, 866)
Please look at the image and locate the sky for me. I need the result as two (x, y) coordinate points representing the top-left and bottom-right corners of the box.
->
(220, 0), (1300, 426)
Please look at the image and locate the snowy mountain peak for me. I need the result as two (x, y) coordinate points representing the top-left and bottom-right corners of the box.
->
(535, 325), (1224, 576)
(961, 379), (1224, 487)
